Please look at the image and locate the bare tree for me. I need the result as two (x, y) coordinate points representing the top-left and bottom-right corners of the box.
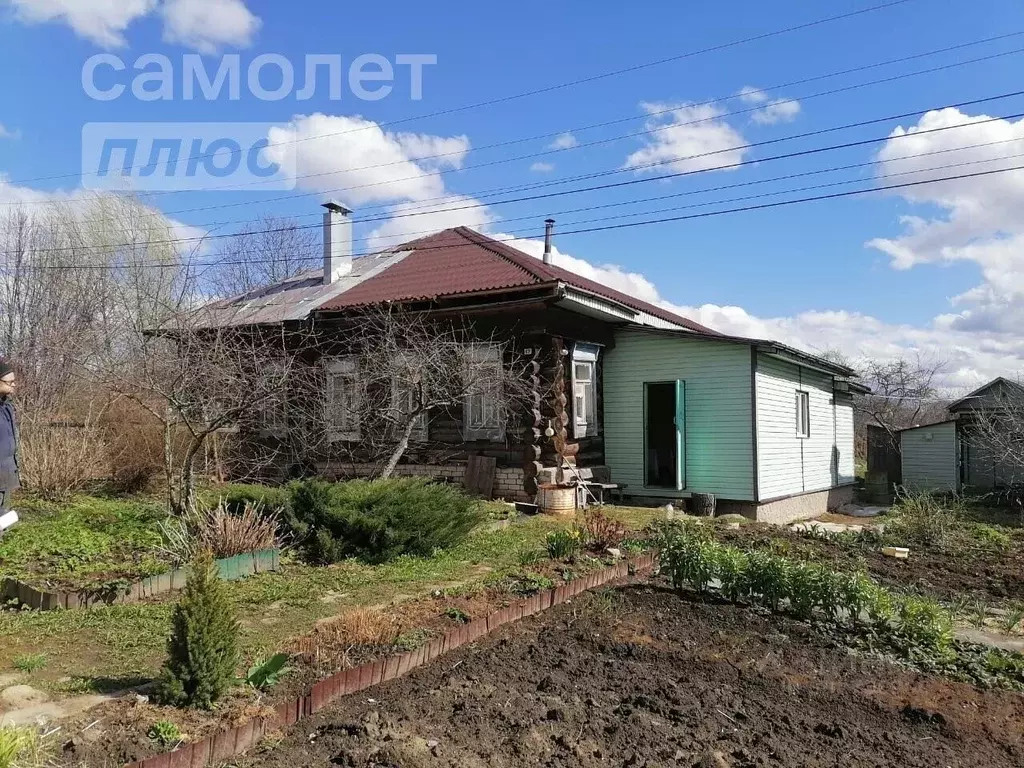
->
(958, 379), (1024, 491)
(208, 215), (319, 298)
(341, 306), (532, 479)
(854, 356), (948, 442)
(0, 196), (195, 497)
(94, 314), (320, 514)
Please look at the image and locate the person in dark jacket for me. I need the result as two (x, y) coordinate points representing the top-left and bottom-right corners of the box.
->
(0, 360), (18, 519)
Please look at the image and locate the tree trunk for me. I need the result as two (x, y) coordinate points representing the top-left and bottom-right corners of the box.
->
(163, 420), (177, 513)
(380, 416), (419, 480)
(173, 434), (206, 516)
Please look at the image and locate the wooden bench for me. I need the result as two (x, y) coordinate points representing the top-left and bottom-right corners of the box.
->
(580, 481), (626, 506)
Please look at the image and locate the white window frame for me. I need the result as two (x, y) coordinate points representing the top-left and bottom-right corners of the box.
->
(390, 355), (429, 443)
(324, 357), (361, 442)
(795, 390), (811, 439)
(462, 344), (504, 442)
(571, 343), (600, 439)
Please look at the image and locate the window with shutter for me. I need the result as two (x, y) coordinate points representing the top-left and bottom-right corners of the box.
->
(571, 344), (600, 438)
(462, 344), (504, 441)
(325, 357), (361, 442)
(391, 366), (429, 442)
(258, 360), (289, 436)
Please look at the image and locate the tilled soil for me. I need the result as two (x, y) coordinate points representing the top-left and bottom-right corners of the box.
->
(717, 525), (1024, 602)
(237, 583), (1024, 768)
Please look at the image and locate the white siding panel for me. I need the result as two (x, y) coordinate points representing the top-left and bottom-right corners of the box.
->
(604, 330), (755, 500)
(835, 401), (855, 485)
(755, 355), (841, 501)
(901, 422), (958, 492)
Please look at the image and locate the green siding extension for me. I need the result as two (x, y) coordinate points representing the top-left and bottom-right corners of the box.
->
(603, 330), (755, 500)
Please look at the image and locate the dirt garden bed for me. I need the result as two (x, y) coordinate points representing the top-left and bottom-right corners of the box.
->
(228, 582), (1024, 768)
(49, 553), (639, 766)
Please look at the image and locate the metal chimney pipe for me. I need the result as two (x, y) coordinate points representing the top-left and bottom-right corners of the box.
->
(543, 218), (555, 265)
(322, 201), (354, 285)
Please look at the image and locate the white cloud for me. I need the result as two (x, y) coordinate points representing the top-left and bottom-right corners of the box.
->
(368, 195), (497, 251)
(265, 113), (472, 206)
(392, 132), (471, 170)
(866, 108), (1024, 334)
(624, 102), (750, 174)
(7, 0), (156, 48)
(737, 86), (801, 125)
(160, 0), (260, 53)
(752, 99), (800, 125)
(736, 86), (768, 105)
(6, 0), (260, 51)
(0, 124), (21, 141)
(493, 231), (1024, 388)
(548, 132), (578, 150)
(530, 161), (555, 173)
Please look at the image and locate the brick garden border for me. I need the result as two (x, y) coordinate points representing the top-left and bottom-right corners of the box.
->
(124, 552), (658, 768)
(1, 549), (281, 611)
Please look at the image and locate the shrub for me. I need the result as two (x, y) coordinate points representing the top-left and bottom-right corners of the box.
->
(287, 478), (483, 564)
(214, 484), (292, 520)
(580, 509), (626, 551)
(161, 498), (279, 563)
(157, 550), (240, 709)
(545, 528), (582, 561)
(886, 488), (966, 548)
(19, 411), (109, 501)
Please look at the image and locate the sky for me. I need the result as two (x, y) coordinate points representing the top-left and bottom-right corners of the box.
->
(0, 0), (1023, 389)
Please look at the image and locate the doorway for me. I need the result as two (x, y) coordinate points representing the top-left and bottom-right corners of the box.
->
(645, 380), (685, 490)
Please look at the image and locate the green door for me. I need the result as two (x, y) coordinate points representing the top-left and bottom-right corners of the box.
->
(675, 379), (686, 491)
(644, 380), (686, 491)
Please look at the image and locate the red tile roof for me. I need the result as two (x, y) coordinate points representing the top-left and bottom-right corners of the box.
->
(320, 227), (715, 334)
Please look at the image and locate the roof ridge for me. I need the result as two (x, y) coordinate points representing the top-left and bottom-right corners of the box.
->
(451, 227), (557, 283)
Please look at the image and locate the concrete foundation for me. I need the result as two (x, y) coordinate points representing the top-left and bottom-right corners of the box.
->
(718, 485), (857, 525)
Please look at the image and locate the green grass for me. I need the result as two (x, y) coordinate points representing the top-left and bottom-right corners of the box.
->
(11, 653), (45, 673)
(0, 505), (660, 685)
(0, 494), (170, 590)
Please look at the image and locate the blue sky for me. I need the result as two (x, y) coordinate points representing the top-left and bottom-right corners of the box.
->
(1, 0), (1024, 385)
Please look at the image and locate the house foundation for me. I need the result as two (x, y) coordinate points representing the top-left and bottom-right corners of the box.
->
(718, 485), (856, 525)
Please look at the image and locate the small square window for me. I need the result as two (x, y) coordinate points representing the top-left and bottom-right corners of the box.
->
(796, 390), (810, 438)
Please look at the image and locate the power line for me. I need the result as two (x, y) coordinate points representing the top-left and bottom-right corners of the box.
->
(14, 92), (1023, 255)
(156, 82), (1024, 232)
(82, 34), (1024, 208)
(13, 33), (1017, 219)
(0, 0), (916, 189)
(7, 160), (1023, 272)
(123, 134), (1024, 272)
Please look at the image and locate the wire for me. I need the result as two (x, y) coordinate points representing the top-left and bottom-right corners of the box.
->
(0, 0), (916, 189)
(65, 34), (1024, 209)
(11, 33), (1018, 217)
(12, 92), (1024, 255)
(7, 159), (1023, 273)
